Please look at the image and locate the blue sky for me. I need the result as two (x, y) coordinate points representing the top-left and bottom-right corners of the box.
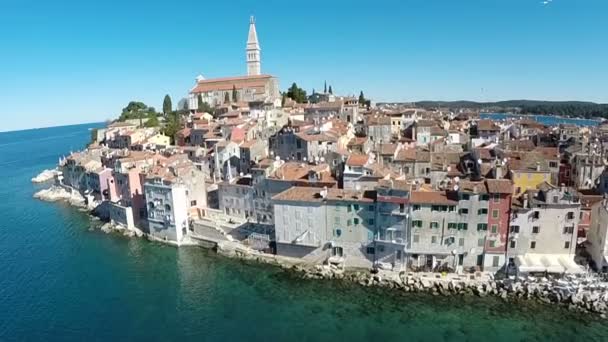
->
(1, 0), (607, 132)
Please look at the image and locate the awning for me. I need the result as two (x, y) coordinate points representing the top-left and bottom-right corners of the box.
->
(540, 255), (565, 274)
(515, 255), (545, 273)
(558, 255), (586, 274)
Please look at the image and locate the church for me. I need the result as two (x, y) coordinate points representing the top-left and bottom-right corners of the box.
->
(188, 17), (280, 109)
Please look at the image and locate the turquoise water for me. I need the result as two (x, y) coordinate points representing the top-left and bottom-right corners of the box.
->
(480, 113), (601, 126)
(1, 123), (607, 341)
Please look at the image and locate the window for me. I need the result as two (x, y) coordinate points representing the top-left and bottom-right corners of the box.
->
(354, 218), (360, 225)
(366, 247), (375, 254)
(510, 240), (516, 248)
(566, 212), (575, 220)
(353, 204), (360, 211)
(165, 204), (172, 212)
(430, 221), (439, 229)
(334, 229), (342, 237)
(413, 234), (420, 243)
(412, 220), (423, 228)
(563, 226), (574, 234)
(347, 219), (352, 226)
(492, 209), (499, 219)
(530, 241), (536, 249)
(368, 205), (374, 212)
(510, 225), (520, 233)
(489, 240), (496, 248)
(458, 238), (465, 247)
(491, 224), (498, 234)
(462, 194), (470, 200)
(492, 194), (501, 203)
(480, 194), (489, 201)
(367, 219), (374, 225)
(478, 208), (488, 215)
(532, 211), (540, 219)
(549, 161), (558, 168)
(413, 205), (421, 211)
(532, 226), (540, 234)
(399, 203), (405, 213)
(347, 205), (352, 213)
(477, 223), (488, 231)
(431, 205), (440, 212)
(448, 222), (457, 229)
(492, 256), (500, 267)
(431, 236), (437, 244)
(448, 206), (456, 212)
(564, 241), (570, 249)
(478, 238), (485, 247)
(459, 208), (469, 215)
(457, 223), (468, 230)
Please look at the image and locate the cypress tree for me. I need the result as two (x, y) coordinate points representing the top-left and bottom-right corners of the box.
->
(162, 94), (172, 115)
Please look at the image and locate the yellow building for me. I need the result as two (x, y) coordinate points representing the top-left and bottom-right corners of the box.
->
(509, 153), (552, 195)
(147, 133), (171, 147)
(511, 170), (552, 195)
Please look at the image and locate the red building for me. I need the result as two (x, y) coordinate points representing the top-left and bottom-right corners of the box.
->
(483, 179), (514, 272)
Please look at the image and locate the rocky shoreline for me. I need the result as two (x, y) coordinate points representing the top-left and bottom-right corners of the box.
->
(34, 183), (608, 319)
(34, 185), (87, 208)
(31, 169), (61, 183)
(283, 263), (608, 317)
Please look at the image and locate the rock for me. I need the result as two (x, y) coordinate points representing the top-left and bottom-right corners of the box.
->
(31, 169), (60, 183)
(34, 185), (86, 207)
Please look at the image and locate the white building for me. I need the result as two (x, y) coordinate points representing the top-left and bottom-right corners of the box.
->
(588, 199), (608, 272)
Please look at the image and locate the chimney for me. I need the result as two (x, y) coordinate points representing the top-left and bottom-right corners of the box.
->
(536, 162), (541, 172)
(523, 195), (529, 209)
(495, 162), (503, 179)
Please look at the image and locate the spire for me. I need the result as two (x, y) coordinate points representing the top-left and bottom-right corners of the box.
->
(247, 16), (259, 51)
(246, 16), (261, 76)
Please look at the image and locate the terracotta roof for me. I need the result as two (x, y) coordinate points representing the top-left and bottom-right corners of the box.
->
(191, 74), (273, 93)
(477, 119), (500, 131)
(379, 143), (398, 155)
(273, 186), (375, 203)
(410, 191), (457, 205)
(456, 180), (488, 194)
(346, 154), (369, 167)
(395, 148), (416, 162)
(348, 136), (368, 146)
(485, 179), (513, 194)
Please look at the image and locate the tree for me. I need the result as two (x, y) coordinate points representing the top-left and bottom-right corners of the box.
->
(162, 94), (172, 115)
(286, 82), (307, 103)
(145, 112), (159, 127)
(324, 81), (327, 94)
(225, 91), (230, 104)
(197, 94), (204, 112)
(232, 85), (238, 102)
(118, 101), (158, 126)
(200, 101), (212, 114)
(163, 111), (181, 145)
(359, 91), (365, 105)
(328, 85), (333, 94)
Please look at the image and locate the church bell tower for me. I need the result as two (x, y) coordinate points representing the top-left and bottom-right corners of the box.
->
(246, 16), (261, 76)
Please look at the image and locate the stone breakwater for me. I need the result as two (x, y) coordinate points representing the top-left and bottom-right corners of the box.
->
(287, 264), (608, 317)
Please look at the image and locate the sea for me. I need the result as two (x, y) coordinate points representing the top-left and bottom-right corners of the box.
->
(0, 123), (607, 341)
(480, 113), (601, 127)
